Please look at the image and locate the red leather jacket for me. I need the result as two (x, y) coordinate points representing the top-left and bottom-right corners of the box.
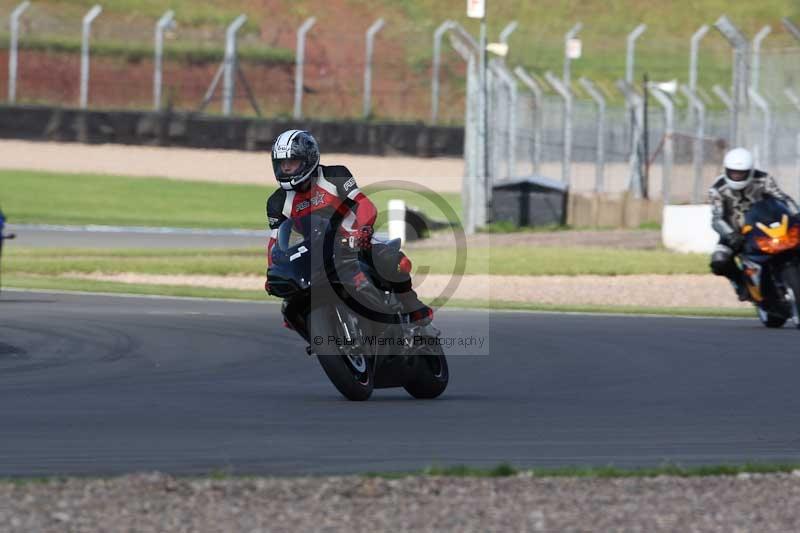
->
(265, 165), (377, 267)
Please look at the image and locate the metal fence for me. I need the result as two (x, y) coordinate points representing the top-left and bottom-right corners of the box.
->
(456, 15), (800, 234)
(0, 4), (469, 122)
(3, 4), (800, 219)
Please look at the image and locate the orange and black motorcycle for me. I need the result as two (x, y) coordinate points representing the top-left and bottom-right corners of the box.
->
(737, 198), (800, 328)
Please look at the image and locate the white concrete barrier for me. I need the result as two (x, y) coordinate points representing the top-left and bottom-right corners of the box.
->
(662, 204), (718, 254)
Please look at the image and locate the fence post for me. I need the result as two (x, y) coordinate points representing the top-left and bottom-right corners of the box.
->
(293, 17), (316, 120)
(680, 85), (707, 203)
(750, 25), (771, 93)
(688, 25), (709, 123)
(499, 20), (518, 44)
(8, 1), (31, 104)
(616, 80), (644, 196)
(623, 24), (646, 143)
(464, 53), (480, 234)
(714, 15), (749, 148)
(431, 20), (456, 124)
(489, 60), (517, 179)
(513, 66), (543, 176)
(786, 89), (800, 199)
(153, 10), (175, 111)
(748, 87), (770, 169)
(449, 22), (486, 226)
(647, 84), (675, 205)
(498, 20), (518, 55)
(712, 84), (733, 111)
(786, 88), (800, 110)
(579, 77), (606, 193)
(447, 30), (481, 234)
(221, 14), (247, 116)
(544, 71), (573, 187)
(782, 18), (800, 42)
(797, 133), (800, 203)
(363, 18), (385, 119)
(563, 23), (582, 88)
(625, 24), (647, 84)
(79, 4), (102, 109)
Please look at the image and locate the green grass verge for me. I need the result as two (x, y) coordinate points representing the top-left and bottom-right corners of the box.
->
(6, 462), (798, 484)
(5, 248), (268, 276)
(0, 170), (461, 230)
(1, 170), (269, 229)
(431, 298), (753, 319)
(2, 36), (294, 66)
(407, 246), (708, 276)
(3, 274), (270, 301)
(366, 187), (463, 222)
(3, 245), (708, 277)
(3, 276), (751, 319)
(366, 462), (800, 479)
(480, 221), (662, 234)
(11, 0), (264, 30)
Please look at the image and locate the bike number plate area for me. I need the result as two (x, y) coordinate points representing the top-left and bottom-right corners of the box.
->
(290, 246), (308, 262)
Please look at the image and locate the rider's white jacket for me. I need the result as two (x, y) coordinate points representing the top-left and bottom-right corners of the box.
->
(708, 170), (799, 240)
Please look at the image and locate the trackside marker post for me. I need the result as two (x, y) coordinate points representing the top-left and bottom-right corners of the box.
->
(388, 200), (406, 246)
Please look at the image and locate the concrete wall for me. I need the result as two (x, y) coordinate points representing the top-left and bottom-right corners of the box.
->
(567, 193), (663, 229)
(0, 105), (464, 157)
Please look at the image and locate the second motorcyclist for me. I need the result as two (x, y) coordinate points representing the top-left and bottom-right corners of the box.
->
(709, 147), (800, 300)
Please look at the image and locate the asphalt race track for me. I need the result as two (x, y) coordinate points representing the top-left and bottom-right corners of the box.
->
(3, 290), (800, 477)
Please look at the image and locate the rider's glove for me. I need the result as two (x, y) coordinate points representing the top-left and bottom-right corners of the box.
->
(347, 226), (374, 250)
(728, 232), (745, 252)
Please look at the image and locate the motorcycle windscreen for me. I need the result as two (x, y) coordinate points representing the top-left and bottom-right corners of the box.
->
(277, 214), (325, 252)
(744, 198), (795, 228)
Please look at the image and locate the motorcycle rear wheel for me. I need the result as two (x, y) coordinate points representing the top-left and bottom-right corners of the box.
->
(310, 305), (374, 401)
(403, 340), (449, 399)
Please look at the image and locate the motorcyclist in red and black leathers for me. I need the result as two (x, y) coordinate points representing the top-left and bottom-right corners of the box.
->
(264, 129), (433, 324)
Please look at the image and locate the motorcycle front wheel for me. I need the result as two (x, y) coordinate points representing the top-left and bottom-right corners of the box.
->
(310, 305), (374, 401)
(757, 304), (787, 328)
(403, 338), (449, 399)
(781, 264), (800, 329)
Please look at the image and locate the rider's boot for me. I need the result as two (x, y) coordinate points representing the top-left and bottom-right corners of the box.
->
(711, 251), (749, 302)
(726, 270), (750, 302)
(721, 270), (750, 302)
(732, 278), (751, 302)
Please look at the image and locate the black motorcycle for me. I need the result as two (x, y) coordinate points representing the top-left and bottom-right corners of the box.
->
(267, 214), (448, 400)
(737, 197), (800, 328)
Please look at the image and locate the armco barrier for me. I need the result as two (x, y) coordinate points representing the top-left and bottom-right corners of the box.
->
(0, 105), (464, 157)
(662, 204), (718, 253)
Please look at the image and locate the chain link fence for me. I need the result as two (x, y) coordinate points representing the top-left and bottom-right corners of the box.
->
(2, 5), (800, 214)
(0, 5), (467, 121)
(476, 39), (800, 210)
